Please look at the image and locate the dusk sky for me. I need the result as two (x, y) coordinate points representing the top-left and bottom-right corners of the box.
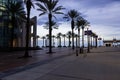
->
(30, 0), (120, 40)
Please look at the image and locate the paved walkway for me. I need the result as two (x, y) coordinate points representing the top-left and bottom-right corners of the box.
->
(1, 47), (120, 80)
(0, 47), (74, 78)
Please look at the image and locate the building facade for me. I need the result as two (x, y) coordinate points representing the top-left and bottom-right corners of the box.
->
(0, 0), (37, 48)
(0, 0), (10, 47)
(103, 39), (120, 47)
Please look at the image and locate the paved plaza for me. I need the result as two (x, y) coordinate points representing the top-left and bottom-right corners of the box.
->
(0, 47), (120, 80)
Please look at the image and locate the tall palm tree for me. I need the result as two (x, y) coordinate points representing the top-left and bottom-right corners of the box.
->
(24, 0), (35, 57)
(0, 0), (26, 48)
(64, 9), (79, 50)
(80, 18), (89, 53)
(36, 0), (64, 53)
(41, 36), (46, 47)
(66, 31), (72, 47)
(76, 17), (83, 48)
(62, 34), (66, 47)
(74, 34), (79, 47)
(57, 32), (62, 47)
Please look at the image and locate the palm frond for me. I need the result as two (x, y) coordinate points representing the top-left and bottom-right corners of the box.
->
(68, 9), (80, 19)
(54, 12), (64, 14)
(52, 15), (57, 20)
(39, 12), (46, 16)
(63, 14), (70, 21)
(2, 0), (26, 28)
(43, 20), (59, 30)
(36, 0), (64, 20)
(53, 6), (65, 12)
(36, 3), (47, 12)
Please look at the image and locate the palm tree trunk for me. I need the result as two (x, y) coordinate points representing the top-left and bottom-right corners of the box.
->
(63, 37), (65, 46)
(68, 36), (70, 47)
(72, 29), (74, 49)
(43, 38), (44, 47)
(71, 20), (74, 50)
(48, 13), (52, 53)
(59, 37), (61, 47)
(24, 1), (31, 57)
(82, 27), (84, 48)
(95, 37), (98, 48)
(87, 33), (90, 53)
(93, 37), (95, 47)
(78, 28), (80, 47)
(90, 36), (92, 49)
(76, 36), (78, 47)
(81, 27), (84, 53)
(11, 15), (15, 48)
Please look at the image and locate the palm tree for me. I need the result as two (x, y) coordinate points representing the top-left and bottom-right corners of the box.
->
(81, 18), (89, 53)
(41, 36), (46, 47)
(66, 31), (72, 47)
(0, 0), (26, 48)
(62, 34), (66, 47)
(24, 0), (35, 57)
(36, 0), (64, 53)
(57, 32), (62, 47)
(64, 9), (79, 50)
(74, 34), (79, 47)
(76, 17), (83, 48)
(95, 35), (98, 48)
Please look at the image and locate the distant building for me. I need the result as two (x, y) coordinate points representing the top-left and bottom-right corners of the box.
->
(0, 0), (37, 48)
(103, 39), (120, 47)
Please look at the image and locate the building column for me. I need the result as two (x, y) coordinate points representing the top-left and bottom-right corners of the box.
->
(33, 16), (37, 47)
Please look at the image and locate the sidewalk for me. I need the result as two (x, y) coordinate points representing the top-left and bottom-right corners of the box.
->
(0, 48), (74, 78)
(1, 47), (120, 80)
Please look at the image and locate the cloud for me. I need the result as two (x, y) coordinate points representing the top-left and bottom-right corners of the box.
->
(90, 24), (120, 39)
(37, 22), (72, 40)
(86, 1), (120, 25)
(31, 0), (120, 40)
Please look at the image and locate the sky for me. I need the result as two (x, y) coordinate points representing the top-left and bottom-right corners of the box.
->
(30, 0), (120, 40)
